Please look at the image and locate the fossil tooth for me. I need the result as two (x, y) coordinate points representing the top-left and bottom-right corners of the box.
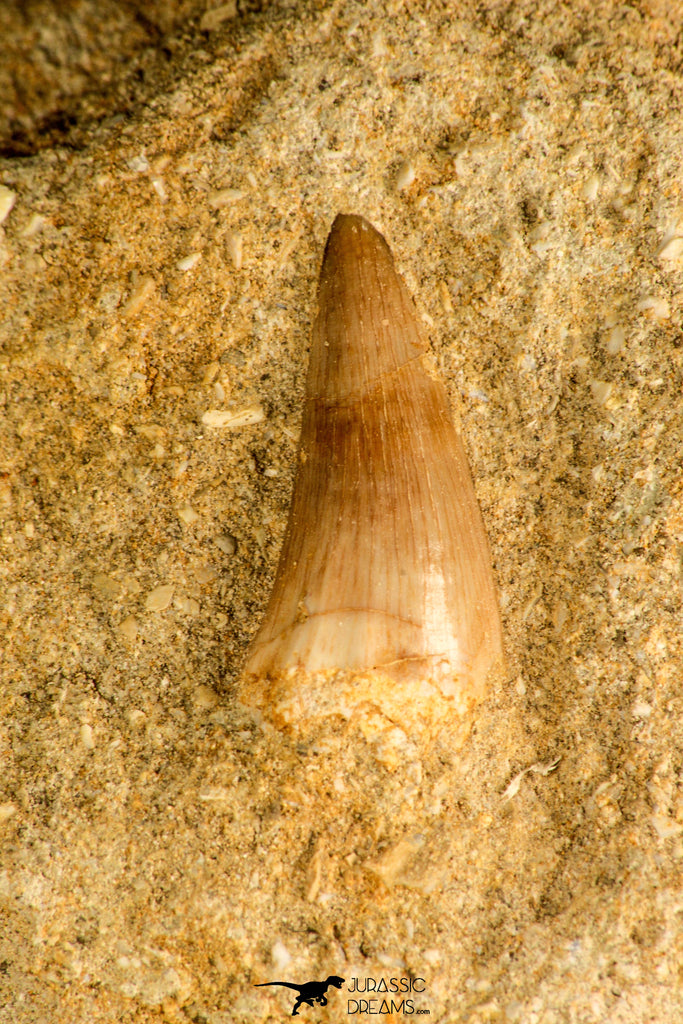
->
(239, 214), (504, 741)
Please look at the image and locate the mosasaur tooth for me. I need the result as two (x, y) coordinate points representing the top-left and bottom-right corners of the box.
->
(239, 213), (504, 743)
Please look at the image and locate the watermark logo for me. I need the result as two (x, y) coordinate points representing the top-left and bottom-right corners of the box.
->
(254, 974), (431, 1016)
(254, 974), (346, 1017)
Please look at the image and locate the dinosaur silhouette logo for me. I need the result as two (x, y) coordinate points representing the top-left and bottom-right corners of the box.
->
(255, 974), (345, 1016)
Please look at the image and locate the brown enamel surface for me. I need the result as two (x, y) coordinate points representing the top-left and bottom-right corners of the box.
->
(243, 214), (503, 695)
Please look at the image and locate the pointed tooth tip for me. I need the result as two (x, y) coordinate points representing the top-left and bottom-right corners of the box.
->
(323, 213), (394, 278)
(327, 212), (386, 247)
(330, 212), (373, 231)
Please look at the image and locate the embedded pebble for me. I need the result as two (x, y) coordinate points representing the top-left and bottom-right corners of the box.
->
(213, 380), (225, 402)
(651, 814), (683, 840)
(208, 188), (244, 209)
(127, 154), (150, 173)
(371, 29), (388, 57)
(581, 173), (600, 201)
(657, 236), (683, 261)
(0, 186), (17, 225)
(606, 324), (625, 354)
(201, 405), (264, 428)
(117, 616), (139, 641)
(271, 941), (292, 972)
(637, 296), (670, 320)
(174, 595), (200, 615)
(21, 213), (46, 237)
(214, 533), (237, 556)
(369, 834), (425, 887)
(195, 565), (217, 584)
(92, 573), (125, 599)
(135, 423), (165, 441)
(203, 362), (220, 384)
(200, 2), (237, 31)
(145, 584), (175, 611)
(177, 252), (201, 272)
(151, 176), (167, 200)
(177, 504), (199, 525)
(590, 380), (613, 405)
(0, 802), (17, 823)
(80, 724), (95, 750)
(226, 230), (243, 269)
(123, 277), (155, 318)
(193, 684), (219, 709)
(396, 158), (416, 191)
(123, 575), (141, 595)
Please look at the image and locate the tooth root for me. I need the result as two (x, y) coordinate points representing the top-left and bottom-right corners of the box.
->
(239, 213), (504, 740)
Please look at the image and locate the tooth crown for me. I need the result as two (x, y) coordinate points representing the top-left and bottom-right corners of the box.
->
(240, 214), (504, 738)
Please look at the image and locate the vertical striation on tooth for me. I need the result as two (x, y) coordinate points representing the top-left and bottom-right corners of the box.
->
(239, 213), (504, 741)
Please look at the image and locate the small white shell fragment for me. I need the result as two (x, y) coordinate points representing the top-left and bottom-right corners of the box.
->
(200, 2), (237, 31)
(80, 724), (95, 749)
(117, 616), (139, 641)
(651, 814), (683, 840)
(213, 380), (225, 403)
(127, 154), (150, 173)
(21, 213), (46, 237)
(127, 708), (146, 729)
(151, 176), (167, 200)
(194, 684), (218, 709)
(529, 221), (554, 256)
(214, 533), (237, 556)
(632, 700), (652, 719)
(135, 423), (165, 442)
(657, 236), (683, 261)
(502, 757), (561, 801)
(590, 379), (613, 404)
(198, 785), (233, 802)
(396, 158), (416, 191)
(637, 295), (670, 321)
(208, 188), (244, 209)
(201, 404), (264, 428)
(123, 277), (155, 318)
(145, 584), (175, 612)
(202, 361), (220, 384)
(0, 802), (17, 823)
(523, 580), (543, 620)
(177, 252), (201, 272)
(271, 940), (292, 972)
(226, 230), (243, 269)
(0, 185), (17, 225)
(371, 29), (388, 57)
(177, 504), (199, 525)
(582, 173), (600, 201)
(606, 324), (625, 354)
